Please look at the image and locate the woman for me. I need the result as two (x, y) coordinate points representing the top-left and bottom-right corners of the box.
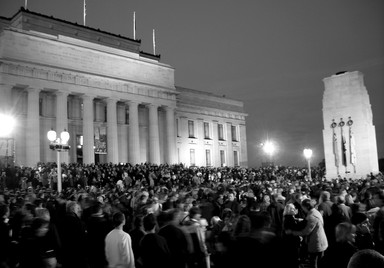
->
(282, 203), (303, 268)
(320, 222), (358, 268)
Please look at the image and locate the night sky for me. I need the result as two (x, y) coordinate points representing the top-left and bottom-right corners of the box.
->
(1, 0), (383, 168)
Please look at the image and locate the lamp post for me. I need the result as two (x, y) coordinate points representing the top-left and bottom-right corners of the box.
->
(0, 114), (16, 167)
(47, 129), (70, 193)
(263, 141), (275, 166)
(303, 148), (313, 179)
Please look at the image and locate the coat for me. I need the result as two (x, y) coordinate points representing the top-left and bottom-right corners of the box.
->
(292, 208), (328, 253)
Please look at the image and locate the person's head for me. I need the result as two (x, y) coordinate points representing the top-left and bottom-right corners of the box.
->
(249, 211), (272, 230)
(337, 195), (346, 205)
(66, 201), (81, 217)
(301, 198), (314, 213)
(35, 207), (51, 222)
(143, 213), (157, 232)
(348, 249), (384, 268)
(112, 212), (126, 228)
(31, 217), (49, 237)
(188, 206), (201, 220)
(233, 215), (251, 237)
(227, 192), (235, 202)
(335, 222), (356, 243)
(321, 191), (331, 202)
(283, 203), (297, 216)
(0, 202), (9, 219)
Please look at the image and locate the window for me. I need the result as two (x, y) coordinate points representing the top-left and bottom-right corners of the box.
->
(234, 151), (239, 166)
(188, 120), (195, 138)
(231, 125), (238, 141)
(206, 149), (211, 166)
(204, 122), (210, 139)
(190, 149), (196, 166)
(218, 124), (224, 140)
(220, 150), (226, 167)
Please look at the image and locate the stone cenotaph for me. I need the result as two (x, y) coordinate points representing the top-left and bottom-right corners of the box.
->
(322, 71), (379, 179)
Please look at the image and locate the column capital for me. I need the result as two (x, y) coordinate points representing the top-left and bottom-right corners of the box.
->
(80, 94), (96, 101)
(26, 87), (41, 94)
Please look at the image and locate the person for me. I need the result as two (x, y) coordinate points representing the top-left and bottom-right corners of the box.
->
(128, 215), (145, 266)
(139, 213), (172, 268)
(182, 206), (209, 268)
(347, 249), (384, 268)
(351, 212), (375, 250)
(320, 222), (358, 268)
(19, 217), (57, 268)
(105, 212), (135, 268)
(230, 211), (283, 268)
(282, 203), (303, 268)
(286, 199), (328, 268)
(0, 203), (11, 268)
(60, 201), (88, 268)
(157, 210), (189, 268)
(85, 202), (111, 268)
(317, 191), (334, 245)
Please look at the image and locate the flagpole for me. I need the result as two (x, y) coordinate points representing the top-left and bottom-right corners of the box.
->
(340, 118), (348, 174)
(133, 12), (136, 40)
(153, 29), (156, 55)
(332, 120), (339, 176)
(83, 0), (86, 26)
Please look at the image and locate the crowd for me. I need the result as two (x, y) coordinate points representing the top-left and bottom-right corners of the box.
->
(0, 162), (384, 268)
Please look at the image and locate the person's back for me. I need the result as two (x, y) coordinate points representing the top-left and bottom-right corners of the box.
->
(105, 212), (135, 268)
(140, 213), (172, 268)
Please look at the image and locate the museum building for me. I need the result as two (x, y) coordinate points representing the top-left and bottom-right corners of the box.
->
(0, 8), (248, 168)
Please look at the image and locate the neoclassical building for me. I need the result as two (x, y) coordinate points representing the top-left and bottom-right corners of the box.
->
(0, 8), (247, 168)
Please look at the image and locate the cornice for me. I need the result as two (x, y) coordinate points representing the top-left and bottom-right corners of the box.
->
(0, 61), (177, 101)
(176, 104), (247, 121)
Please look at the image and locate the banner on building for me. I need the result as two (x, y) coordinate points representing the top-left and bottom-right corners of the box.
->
(94, 126), (107, 154)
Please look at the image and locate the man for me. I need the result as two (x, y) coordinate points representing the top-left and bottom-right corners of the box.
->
(286, 199), (328, 268)
(139, 213), (172, 268)
(105, 212), (135, 268)
(60, 201), (88, 268)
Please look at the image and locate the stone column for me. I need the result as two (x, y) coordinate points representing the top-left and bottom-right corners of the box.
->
(165, 106), (176, 164)
(148, 104), (160, 164)
(128, 101), (140, 164)
(26, 87), (41, 167)
(82, 95), (95, 164)
(56, 91), (69, 163)
(106, 98), (119, 164)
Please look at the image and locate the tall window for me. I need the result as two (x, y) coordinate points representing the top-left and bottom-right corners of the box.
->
(188, 120), (195, 138)
(231, 125), (238, 142)
(206, 149), (211, 166)
(220, 150), (226, 167)
(190, 149), (196, 166)
(218, 124), (224, 140)
(234, 151), (239, 166)
(204, 122), (210, 139)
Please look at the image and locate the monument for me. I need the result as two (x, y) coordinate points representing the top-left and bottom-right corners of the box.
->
(322, 71), (379, 179)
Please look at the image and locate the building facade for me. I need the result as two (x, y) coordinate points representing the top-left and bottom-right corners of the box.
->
(0, 8), (247, 168)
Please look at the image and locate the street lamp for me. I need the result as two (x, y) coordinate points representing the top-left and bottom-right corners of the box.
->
(303, 148), (313, 179)
(47, 129), (70, 192)
(0, 114), (16, 167)
(263, 141), (275, 166)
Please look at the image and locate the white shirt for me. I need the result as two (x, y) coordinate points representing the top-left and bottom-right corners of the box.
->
(105, 228), (135, 268)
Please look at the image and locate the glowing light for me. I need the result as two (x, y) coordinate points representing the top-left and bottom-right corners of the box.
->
(0, 114), (16, 137)
(303, 148), (313, 159)
(263, 141), (275, 155)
